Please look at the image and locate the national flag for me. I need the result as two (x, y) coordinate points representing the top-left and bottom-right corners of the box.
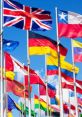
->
(29, 31), (67, 60)
(24, 73), (45, 86)
(47, 55), (79, 73)
(4, 52), (38, 75)
(4, 0), (52, 30)
(58, 10), (82, 38)
(72, 40), (82, 62)
(39, 83), (56, 98)
(6, 79), (32, 98)
(3, 39), (19, 52)
(34, 95), (53, 112)
(62, 82), (82, 94)
(47, 65), (82, 86)
(8, 95), (20, 111)
(19, 102), (36, 117)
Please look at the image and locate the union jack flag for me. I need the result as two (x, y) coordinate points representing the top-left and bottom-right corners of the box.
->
(4, 0), (52, 30)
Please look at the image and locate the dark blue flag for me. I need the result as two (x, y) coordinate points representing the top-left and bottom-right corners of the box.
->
(3, 39), (19, 52)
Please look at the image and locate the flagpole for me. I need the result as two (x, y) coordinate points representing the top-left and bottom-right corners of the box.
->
(27, 31), (31, 117)
(3, 53), (8, 117)
(24, 76), (26, 117)
(33, 94), (36, 117)
(0, 0), (4, 116)
(71, 39), (78, 117)
(45, 54), (49, 117)
(68, 90), (71, 116)
(55, 7), (64, 117)
(38, 84), (41, 117)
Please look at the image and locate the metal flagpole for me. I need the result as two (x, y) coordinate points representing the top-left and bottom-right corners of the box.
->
(55, 7), (64, 117)
(71, 39), (78, 117)
(24, 77), (26, 117)
(27, 31), (31, 117)
(68, 90), (71, 116)
(0, 0), (4, 116)
(38, 84), (41, 117)
(3, 53), (8, 117)
(33, 94), (36, 117)
(45, 54), (49, 117)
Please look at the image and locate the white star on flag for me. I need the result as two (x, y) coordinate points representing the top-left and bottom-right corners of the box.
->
(59, 12), (67, 20)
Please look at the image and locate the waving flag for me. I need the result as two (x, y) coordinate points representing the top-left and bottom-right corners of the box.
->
(47, 65), (82, 86)
(39, 83), (56, 98)
(62, 82), (82, 94)
(19, 102), (36, 117)
(34, 95), (54, 112)
(4, 0), (52, 30)
(47, 55), (79, 73)
(72, 40), (82, 62)
(6, 79), (32, 98)
(29, 31), (67, 60)
(58, 10), (82, 38)
(3, 39), (19, 52)
(8, 95), (20, 111)
(25, 74), (45, 86)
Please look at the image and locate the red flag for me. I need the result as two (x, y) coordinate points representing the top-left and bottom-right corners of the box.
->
(25, 75), (45, 86)
(58, 10), (82, 38)
(4, 52), (14, 71)
(62, 82), (82, 94)
(6, 79), (32, 98)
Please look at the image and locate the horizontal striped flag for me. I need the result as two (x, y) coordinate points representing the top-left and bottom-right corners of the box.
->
(4, 0), (52, 30)
(39, 83), (56, 98)
(29, 31), (67, 60)
(34, 95), (54, 112)
(47, 55), (79, 73)
(47, 65), (82, 86)
(58, 10), (82, 38)
(62, 82), (82, 94)
(72, 40), (82, 62)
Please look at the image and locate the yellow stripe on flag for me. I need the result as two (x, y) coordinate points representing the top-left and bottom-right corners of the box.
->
(72, 40), (82, 48)
(34, 98), (39, 104)
(29, 46), (65, 60)
(47, 56), (79, 73)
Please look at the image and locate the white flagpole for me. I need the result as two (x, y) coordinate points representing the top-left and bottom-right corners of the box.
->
(3, 53), (8, 117)
(27, 31), (31, 117)
(71, 39), (78, 117)
(55, 7), (64, 117)
(24, 77), (26, 117)
(45, 54), (49, 117)
(0, 0), (4, 116)
(38, 84), (41, 117)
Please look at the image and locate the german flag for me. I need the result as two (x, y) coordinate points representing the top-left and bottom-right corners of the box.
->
(29, 31), (67, 60)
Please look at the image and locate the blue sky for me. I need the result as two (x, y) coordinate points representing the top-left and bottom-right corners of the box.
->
(2, 0), (82, 116)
